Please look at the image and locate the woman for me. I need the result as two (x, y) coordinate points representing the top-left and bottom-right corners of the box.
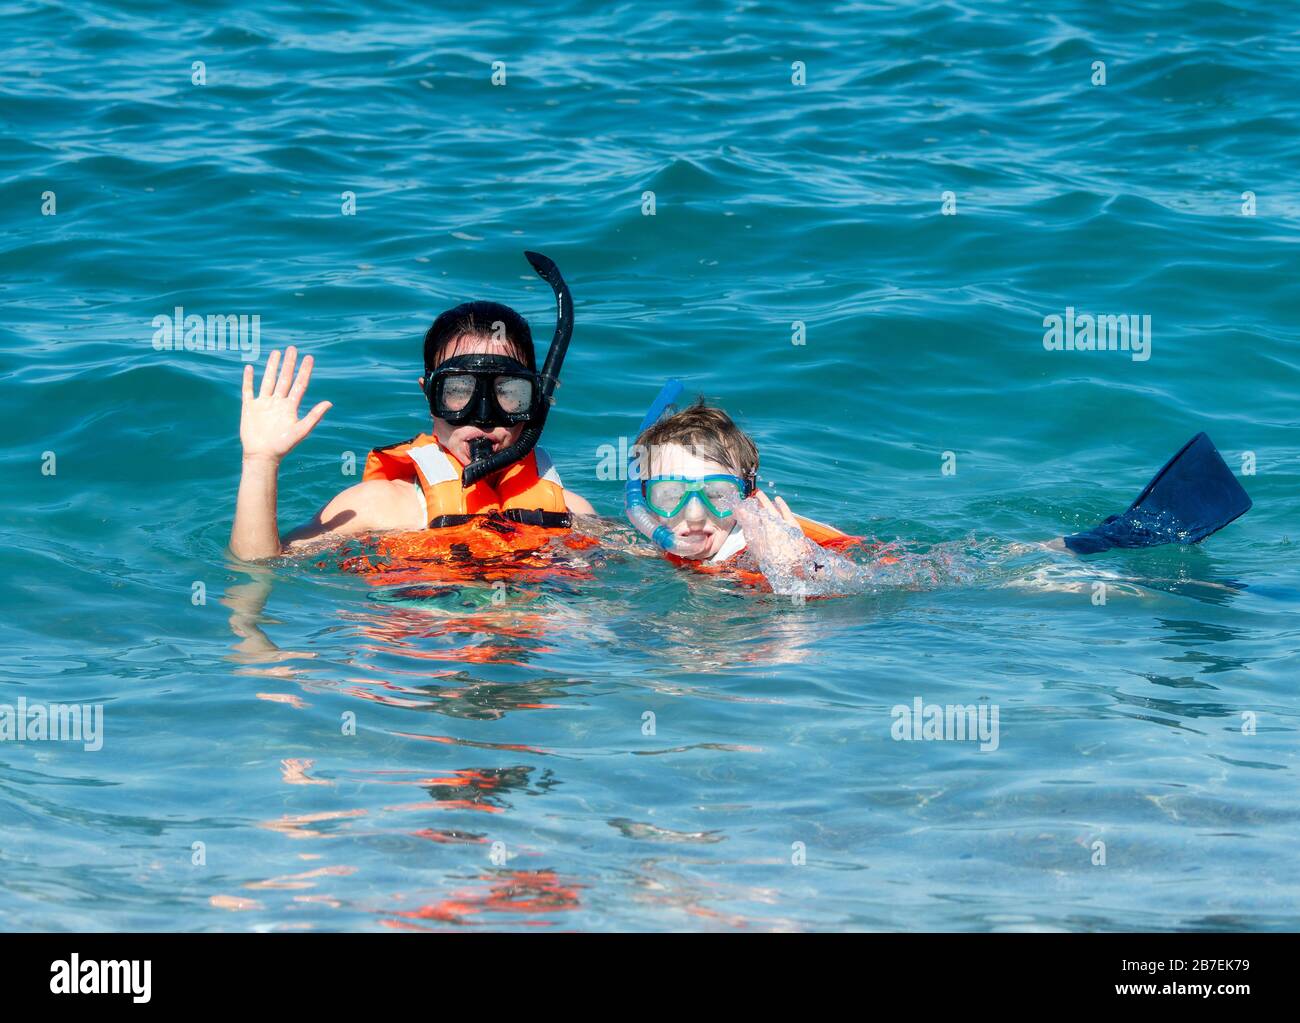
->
(230, 254), (593, 561)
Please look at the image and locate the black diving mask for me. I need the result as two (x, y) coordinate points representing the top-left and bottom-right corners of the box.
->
(425, 354), (540, 428)
(426, 251), (573, 487)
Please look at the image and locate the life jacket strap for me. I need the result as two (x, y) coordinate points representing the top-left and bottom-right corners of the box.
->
(427, 509), (573, 530)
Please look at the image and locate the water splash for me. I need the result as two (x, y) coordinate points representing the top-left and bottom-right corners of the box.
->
(728, 498), (983, 596)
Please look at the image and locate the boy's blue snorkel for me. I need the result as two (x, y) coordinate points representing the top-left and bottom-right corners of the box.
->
(625, 379), (709, 558)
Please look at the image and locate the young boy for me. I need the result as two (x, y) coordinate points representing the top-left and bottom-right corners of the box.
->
(634, 401), (1252, 580)
(633, 399), (850, 570)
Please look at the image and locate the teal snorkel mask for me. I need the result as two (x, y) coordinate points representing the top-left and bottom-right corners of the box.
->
(643, 474), (751, 520)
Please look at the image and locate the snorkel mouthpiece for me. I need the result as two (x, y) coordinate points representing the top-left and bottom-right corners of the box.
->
(468, 438), (495, 466)
(459, 250), (573, 487)
(624, 379), (710, 559)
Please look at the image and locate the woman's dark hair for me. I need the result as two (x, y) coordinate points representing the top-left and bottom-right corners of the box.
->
(422, 301), (534, 374)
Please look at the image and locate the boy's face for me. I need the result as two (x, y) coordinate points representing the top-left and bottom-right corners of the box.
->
(423, 335), (526, 467)
(646, 443), (741, 560)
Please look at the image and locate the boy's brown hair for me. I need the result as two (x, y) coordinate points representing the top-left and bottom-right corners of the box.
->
(636, 399), (759, 489)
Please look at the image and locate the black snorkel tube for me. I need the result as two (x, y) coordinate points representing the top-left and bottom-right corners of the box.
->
(460, 250), (574, 487)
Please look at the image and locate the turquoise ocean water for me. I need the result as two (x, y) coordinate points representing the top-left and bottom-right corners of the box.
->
(1, 0), (1297, 931)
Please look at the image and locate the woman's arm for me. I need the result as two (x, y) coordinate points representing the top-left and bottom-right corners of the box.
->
(230, 347), (332, 561)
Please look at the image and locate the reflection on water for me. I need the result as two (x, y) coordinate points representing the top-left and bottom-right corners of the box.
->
(384, 870), (585, 929)
(196, 511), (1295, 931)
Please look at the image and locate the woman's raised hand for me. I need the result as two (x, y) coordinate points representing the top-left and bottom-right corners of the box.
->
(239, 347), (332, 463)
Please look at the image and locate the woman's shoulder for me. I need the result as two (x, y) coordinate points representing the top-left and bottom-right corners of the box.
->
(328, 478), (426, 531)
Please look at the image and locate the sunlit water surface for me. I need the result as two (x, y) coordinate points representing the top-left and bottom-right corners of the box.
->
(1, 0), (1297, 930)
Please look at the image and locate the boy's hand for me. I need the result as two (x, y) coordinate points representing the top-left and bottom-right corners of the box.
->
(754, 490), (800, 529)
(751, 490), (811, 571)
(737, 489), (823, 585)
(240, 347), (332, 464)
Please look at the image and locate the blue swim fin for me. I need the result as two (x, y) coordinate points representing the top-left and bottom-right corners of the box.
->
(1063, 433), (1252, 555)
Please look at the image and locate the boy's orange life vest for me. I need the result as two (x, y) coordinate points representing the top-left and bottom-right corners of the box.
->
(790, 515), (847, 546)
(362, 434), (568, 525)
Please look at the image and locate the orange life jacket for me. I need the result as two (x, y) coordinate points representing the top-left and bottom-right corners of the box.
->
(335, 521), (599, 587)
(363, 434), (569, 526)
(338, 435), (577, 581)
(791, 514), (848, 546)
